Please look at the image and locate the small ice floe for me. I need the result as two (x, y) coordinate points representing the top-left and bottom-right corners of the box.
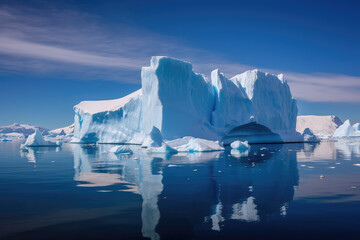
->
(218, 170), (222, 173)
(261, 154), (265, 157)
(351, 186), (357, 189)
(230, 140), (250, 151)
(353, 164), (360, 167)
(168, 164), (177, 167)
(301, 165), (306, 167)
(329, 167), (336, 169)
(260, 147), (268, 151)
(320, 175), (325, 179)
(335, 162), (341, 165)
(193, 169), (198, 172)
(132, 158), (138, 161)
(308, 166), (314, 169)
(249, 186), (253, 192)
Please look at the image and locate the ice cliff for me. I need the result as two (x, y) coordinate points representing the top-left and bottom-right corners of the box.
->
(73, 56), (300, 144)
(297, 115), (342, 139)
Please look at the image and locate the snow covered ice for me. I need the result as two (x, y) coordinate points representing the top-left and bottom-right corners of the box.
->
(297, 115), (343, 139)
(73, 56), (302, 145)
(167, 137), (224, 152)
(0, 123), (49, 138)
(230, 140), (250, 151)
(50, 124), (74, 136)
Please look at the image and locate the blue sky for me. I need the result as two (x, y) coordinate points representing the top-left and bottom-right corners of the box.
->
(0, 0), (359, 129)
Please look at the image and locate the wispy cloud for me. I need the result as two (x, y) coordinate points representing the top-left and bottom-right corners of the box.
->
(284, 72), (360, 103)
(0, 37), (142, 69)
(0, 4), (359, 103)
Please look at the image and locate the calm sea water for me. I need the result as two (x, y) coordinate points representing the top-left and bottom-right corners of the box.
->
(0, 140), (359, 240)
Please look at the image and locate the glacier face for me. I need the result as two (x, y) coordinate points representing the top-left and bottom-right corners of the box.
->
(73, 56), (299, 144)
(141, 56), (217, 140)
(231, 70), (298, 136)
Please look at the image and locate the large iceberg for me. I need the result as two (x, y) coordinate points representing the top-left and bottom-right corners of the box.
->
(333, 120), (360, 138)
(73, 56), (300, 144)
(297, 115), (342, 139)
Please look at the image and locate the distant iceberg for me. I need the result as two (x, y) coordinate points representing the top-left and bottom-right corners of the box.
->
(333, 120), (360, 138)
(73, 56), (301, 145)
(297, 115), (343, 139)
(23, 129), (58, 147)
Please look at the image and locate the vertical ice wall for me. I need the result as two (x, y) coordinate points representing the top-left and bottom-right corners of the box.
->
(141, 56), (218, 140)
(211, 69), (252, 132)
(231, 70), (298, 136)
(73, 89), (144, 143)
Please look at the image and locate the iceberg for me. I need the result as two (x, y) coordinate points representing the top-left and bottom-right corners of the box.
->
(230, 140), (250, 151)
(333, 120), (360, 138)
(143, 127), (178, 154)
(73, 56), (300, 145)
(73, 89), (144, 144)
(23, 129), (58, 147)
(142, 127), (165, 148)
(167, 137), (225, 152)
(230, 70), (298, 139)
(301, 128), (320, 143)
(297, 115), (343, 139)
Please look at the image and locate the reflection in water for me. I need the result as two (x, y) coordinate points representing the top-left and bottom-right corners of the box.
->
(9, 139), (360, 239)
(335, 140), (360, 159)
(20, 146), (62, 165)
(231, 196), (259, 222)
(71, 143), (301, 239)
(296, 140), (360, 162)
(72, 144), (163, 240)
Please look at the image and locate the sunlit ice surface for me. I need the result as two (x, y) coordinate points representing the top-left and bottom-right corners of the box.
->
(0, 140), (359, 240)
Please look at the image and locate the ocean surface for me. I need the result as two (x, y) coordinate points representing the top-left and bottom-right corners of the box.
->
(0, 140), (359, 239)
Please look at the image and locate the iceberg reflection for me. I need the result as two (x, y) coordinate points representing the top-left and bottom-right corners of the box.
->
(335, 139), (360, 159)
(72, 143), (300, 238)
(20, 146), (62, 165)
(72, 144), (163, 240)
